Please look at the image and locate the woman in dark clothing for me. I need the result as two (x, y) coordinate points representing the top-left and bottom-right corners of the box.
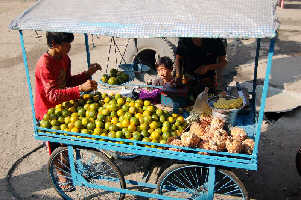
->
(175, 38), (227, 96)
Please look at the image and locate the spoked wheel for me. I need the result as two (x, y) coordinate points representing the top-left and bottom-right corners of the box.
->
(296, 147), (301, 176)
(48, 146), (126, 200)
(157, 164), (248, 200)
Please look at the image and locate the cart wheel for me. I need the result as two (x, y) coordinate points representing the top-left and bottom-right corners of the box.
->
(296, 147), (301, 176)
(157, 164), (248, 200)
(48, 147), (126, 200)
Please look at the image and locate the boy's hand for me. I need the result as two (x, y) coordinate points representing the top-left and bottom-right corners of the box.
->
(87, 63), (102, 76)
(79, 80), (98, 92)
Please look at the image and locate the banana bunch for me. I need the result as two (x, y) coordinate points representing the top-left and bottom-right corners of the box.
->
(213, 97), (243, 109)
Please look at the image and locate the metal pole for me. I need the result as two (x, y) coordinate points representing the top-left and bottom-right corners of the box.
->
(84, 33), (90, 68)
(253, 38), (261, 95)
(19, 30), (37, 126)
(253, 37), (276, 156)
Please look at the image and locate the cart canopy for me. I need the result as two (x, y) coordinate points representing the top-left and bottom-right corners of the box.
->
(9, 0), (278, 38)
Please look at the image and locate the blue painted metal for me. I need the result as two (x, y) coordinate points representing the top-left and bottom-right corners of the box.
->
(254, 37), (276, 157)
(207, 167), (216, 200)
(36, 127), (253, 159)
(35, 131), (257, 170)
(83, 181), (185, 200)
(18, 30), (37, 126)
(84, 33), (90, 67)
(68, 145), (78, 185)
(125, 179), (157, 189)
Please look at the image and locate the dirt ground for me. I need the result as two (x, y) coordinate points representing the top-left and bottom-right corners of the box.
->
(1, 0), (301, 199)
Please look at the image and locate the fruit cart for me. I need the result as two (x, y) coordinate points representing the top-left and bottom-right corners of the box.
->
(9, 0), (278, 199)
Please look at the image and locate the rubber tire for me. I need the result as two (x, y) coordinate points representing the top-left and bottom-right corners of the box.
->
(296, 147), (301, 176)
(48, 147), (126, 200)
(124, 38), (176, 67)
(157, 164), (249, 200)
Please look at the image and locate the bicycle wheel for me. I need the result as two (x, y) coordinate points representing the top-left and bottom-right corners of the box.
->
(296, 147), (301, 176)
(157, 164), (248, 200)
(48, 146), (126, 200)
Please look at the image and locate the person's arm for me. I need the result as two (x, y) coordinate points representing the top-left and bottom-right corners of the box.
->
(175, 54), (183, 78)
(40, 61), (98, 105)
(67, 59), (101, 87)
(194, 55), (227, 75)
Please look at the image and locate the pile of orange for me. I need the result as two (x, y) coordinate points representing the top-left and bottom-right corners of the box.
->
(39, 92), (187, 147)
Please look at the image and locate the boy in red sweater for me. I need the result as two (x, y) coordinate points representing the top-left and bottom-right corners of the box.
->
(35, 32), (101, 191)
(35, 32), (101, 120)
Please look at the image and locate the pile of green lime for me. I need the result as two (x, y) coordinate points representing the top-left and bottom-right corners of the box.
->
(39, 92), (187, 148)
(101, 69), (129, 85)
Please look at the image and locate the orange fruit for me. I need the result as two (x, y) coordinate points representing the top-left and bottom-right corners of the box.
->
(104, 97), (110, 103)
(40, 120), (51, 128)
(81, 129), (89, 134)
(116, 131), (124, 138)
(109, 124), (118, 132)
(121, 119), (130, 128)
(110, 117), (118, 124)
(143, 115), (152, 124)
(143, 110), (152, 117)
(82, 94), (91, 100)
(50, 119), (59, 126)
(146, 106), (155, 113)
(133, 131), (142, 141)
(149, 121), (159, 129)
(128, 124), (136, 132)
(117, 97), (125, 106)
(108, 131), (116, 138)
(68, 106), (76, 113)
(130, 117), (139, 125)
(168, 117), (175, 123)
(144, 100), (151, 106)
(162, 126), (170, 133)
(139, 123), (148, 131)
(87, 122), (96, 130)
(95, 120), (104, 128)
(71, 127), (79, 133)
(150, 131), (161, 141)
(43, 114), (50, 121)
(117, 109), (124, 117)
(74, 120), (82, 129)
(129, 102), (135, 107)
(82, 117), (89, 126)
(93, 127), (101, 135)
(129, 106), (136, 114)
(176, 116), (185, 123)
(60, 124), (67, 130)
(70, 116), (78, 123)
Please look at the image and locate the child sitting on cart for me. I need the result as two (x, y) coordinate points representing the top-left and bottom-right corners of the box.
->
(35, 32), (102, 191)
(138, 56), (176, 103)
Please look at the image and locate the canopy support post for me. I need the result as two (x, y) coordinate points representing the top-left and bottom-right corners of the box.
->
(252, 38), (261, 95)
(19, 30), (37, 126)
(84, 33), (90, 68)
(254, 37), (276, 157)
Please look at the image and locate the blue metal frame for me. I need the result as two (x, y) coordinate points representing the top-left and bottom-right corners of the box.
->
(253, 38), (276, 158)
(84, 33), (91, 68)
(19, 30), (37, 127)
(18, 29), (276, 199)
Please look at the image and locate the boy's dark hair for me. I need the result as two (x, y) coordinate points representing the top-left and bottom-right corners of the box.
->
(46, 32), (74, 48)
(156, 56), (173, 70)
